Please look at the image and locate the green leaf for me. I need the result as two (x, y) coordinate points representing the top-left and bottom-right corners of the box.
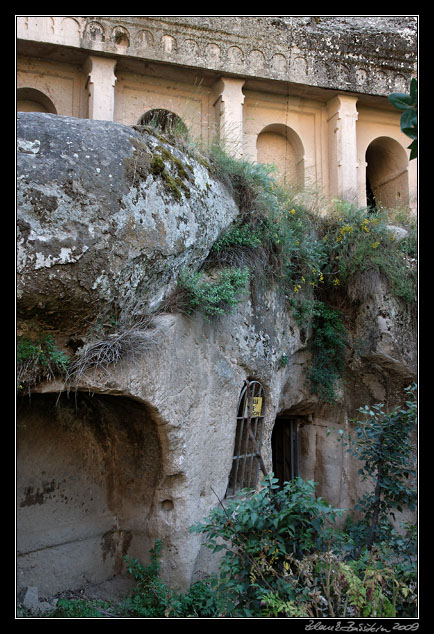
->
(388, 92), (413, 110)
(400, 108), (417, 133)
(402, 125), (417, 140)
(409, 77), (417, 102)
(408, 139), (417, 160)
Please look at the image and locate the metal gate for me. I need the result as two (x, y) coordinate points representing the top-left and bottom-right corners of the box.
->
(227, 380), (265, 497)
(271, 417), (300, 487)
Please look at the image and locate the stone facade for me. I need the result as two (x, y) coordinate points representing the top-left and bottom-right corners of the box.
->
(17, 15), (417, 210)
(16, 17), (418, 601)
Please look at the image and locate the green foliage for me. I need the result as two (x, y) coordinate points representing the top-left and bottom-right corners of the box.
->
(37, 460), (416, 618)
(194, 148), (415, 402)
(190, 475), (342, 616)
(189, 474), (416, 617)
(122, 540), (181, 617)
(178, 266), (250, 320)
(121, 540), (219, 617)
(336, 384), (417, 550)
(389, 78), (417, 159)
(306, 301), (347, 403)
(319, 204), (417, 303)
(17, 334), (70, 391)
(47, 598), (110, 618)
(208, 145), (328, 293)
(212, 222), (263, 253)
(278, 353), (289, 368)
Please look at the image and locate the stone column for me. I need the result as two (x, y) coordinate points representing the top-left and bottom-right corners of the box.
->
(326, 95), (359, 202)
(212, 77), (245, 158)
(84, 56), (117, 121)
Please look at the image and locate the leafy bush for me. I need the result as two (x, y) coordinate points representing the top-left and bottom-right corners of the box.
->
(335, 384), (417, 550)
(17, 334), (70, 392)
(319, 203), (417, 303)
(212, 222), (263, 253)
(306, 301), (347, 403)
(178, 266), (250, 320)
(121, 540), (219, 617)
(190, 475), (343, 616)
(47, 598), (110, 618)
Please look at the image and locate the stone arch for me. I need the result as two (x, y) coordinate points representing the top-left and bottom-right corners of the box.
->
(256, 123), (305, 187)
(17, 87), (57, 114)
(16, 391), (165, 597)
(137, 108), (188, 136)
(365, 136), (409, 210)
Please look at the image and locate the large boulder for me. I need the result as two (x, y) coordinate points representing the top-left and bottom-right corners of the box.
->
(17, 112), (239, 331)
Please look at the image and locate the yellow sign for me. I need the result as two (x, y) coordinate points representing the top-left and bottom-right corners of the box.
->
(244, 396), (263, 417)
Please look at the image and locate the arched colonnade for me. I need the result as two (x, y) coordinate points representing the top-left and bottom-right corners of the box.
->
(17, 76), (413, 210)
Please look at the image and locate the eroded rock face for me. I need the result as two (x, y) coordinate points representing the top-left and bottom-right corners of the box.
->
(17, 393), (162, 596)
(16, 113), (416, 598)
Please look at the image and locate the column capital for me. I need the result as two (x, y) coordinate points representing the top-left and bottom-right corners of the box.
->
(326, 93), (358, 121)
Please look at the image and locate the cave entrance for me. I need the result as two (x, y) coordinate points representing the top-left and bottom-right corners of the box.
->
(16, 391), (163, 598)
(271, 417), (301, 488)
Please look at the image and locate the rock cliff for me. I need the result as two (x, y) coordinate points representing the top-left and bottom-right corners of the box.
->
(16, 112), (416, 597)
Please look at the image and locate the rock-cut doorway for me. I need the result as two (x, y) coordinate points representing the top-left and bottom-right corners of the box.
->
(271, 416), (301, 487)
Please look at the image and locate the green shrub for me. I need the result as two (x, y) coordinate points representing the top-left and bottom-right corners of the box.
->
(319, 204), (417, 303)
(306, 301), (348, 403)
(121, 540), (219, 617)
(336, 384), (417, 550)
(17, 334), (70, 391)
(190, 475), (342, 617)
(212, 222), (263, 253)
(47, 598), (109, 618)
(178, 266), (250, 320)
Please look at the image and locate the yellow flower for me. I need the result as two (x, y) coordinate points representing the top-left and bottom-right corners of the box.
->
(361, 218), (370, 232)
(333, 278), (340, 286)
(371, 241), (380, 249)
(290, 208), (296, 215)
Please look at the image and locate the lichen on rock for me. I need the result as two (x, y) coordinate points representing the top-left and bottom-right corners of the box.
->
(17, 112), (239, 334)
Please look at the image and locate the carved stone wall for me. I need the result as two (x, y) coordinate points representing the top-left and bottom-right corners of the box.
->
(16, 16), (418, 211)
(17, 16), (417, 96)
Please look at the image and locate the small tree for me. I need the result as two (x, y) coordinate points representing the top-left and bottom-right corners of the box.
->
(339, 384), (417, 550)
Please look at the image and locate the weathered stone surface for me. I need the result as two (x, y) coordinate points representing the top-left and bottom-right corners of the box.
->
(18, 16), (417, 96)
(17, 112), (239, 331)
(92, 16), (417, 95)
